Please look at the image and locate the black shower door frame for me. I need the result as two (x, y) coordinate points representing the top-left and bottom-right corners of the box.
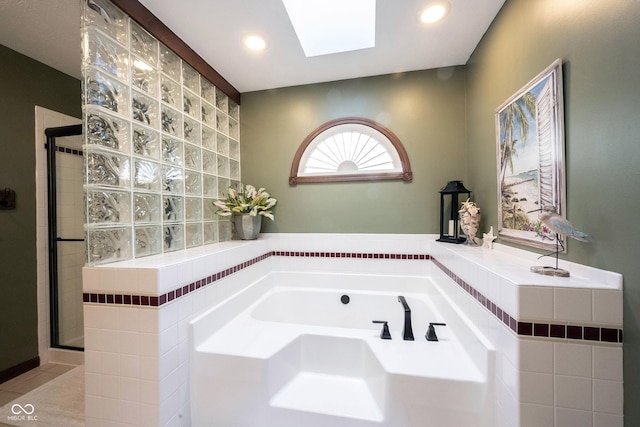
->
(45, 124), (84, 351)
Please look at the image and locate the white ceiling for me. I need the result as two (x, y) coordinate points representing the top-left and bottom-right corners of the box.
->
(0, 0), (505, 93)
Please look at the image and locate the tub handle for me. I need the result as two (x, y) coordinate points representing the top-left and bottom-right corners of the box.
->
(372, 320), (392, 340)
(425, 322), (447, 341)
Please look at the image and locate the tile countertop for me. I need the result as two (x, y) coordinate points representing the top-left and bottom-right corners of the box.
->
(83, 233), (622, 291)
(431, 240), (622, 290)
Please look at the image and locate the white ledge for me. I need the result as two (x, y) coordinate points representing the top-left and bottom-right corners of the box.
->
(431, 240), (622, 290)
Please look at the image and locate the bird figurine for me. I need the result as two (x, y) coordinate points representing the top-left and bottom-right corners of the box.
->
(528, 205), (590, 277)
(538, 205), (589, 242)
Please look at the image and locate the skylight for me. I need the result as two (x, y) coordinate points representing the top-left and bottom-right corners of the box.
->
(282, 0), (376, 57)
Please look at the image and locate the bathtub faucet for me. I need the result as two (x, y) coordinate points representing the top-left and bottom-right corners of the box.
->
(398, 296), (414, 341)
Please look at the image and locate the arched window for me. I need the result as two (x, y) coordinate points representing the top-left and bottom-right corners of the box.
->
(289, 117), (413, 184)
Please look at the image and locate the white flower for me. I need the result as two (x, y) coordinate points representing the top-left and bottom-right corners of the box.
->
(213, 183), (277, 221)
(260, 211), (274, 220)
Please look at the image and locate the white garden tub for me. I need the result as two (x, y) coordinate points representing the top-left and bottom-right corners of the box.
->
(190, 270), (494, 427)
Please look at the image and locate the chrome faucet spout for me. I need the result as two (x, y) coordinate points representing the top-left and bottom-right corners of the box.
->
(398, 296), (414, 341)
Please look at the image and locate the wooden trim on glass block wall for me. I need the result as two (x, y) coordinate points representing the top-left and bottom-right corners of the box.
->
(111, 0), (241, 105)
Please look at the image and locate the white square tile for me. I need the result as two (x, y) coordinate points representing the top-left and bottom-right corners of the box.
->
(499, 325), (519, 367)
(139, 356), (160, 381)
(117, 269), (138, 293)
(176, 262), (195, 288)
(120, 377), (141, 402)
(500, 277), (519, 318)
(138, 307), (159, 333)
(593, 379), (623, 415)
(592, 346), (623, 381)
(139, 402), (160, 427)
(178, 318), (190, 344)
(592, 290), (623, 325)
(178, 295), (193, 320)
(102, 396), (122, 422)
(85, 372), (102, 396)
(159, 324), (178, 356)
(519, 340), (553, 373)
(85, 350), (102, 374)
(158, 265), (179, 294)
(99, 268), (121, 292)
(140, 380), (160, 405)
(554, 342), (592, 377)
(119, 331), (140, 355)
(160, 346), (179, 380)
(85, 305), (118, 329)
(520, 371), (553, 406)
(100, 329), (120, 353)
(101, 374), (120, 399)
(117, 307), (140, 332)
(159, 389), (180, 426)
(84, 327), (101, 351)
(121, 401), (142, 426)
(120, 354), (140, 378)
(101, 351), (120, 375)
(138, 332), (159, 357)
(159, 301), (179, 332)
(137, 268), (159, 294)
(555, 375), (592, 411)
(191, 288), (208, 316)
(160, 367), (183, 404)
(179, 343), (191, 371)
(554, 288), (592, 322)
(554, 407), (593, 426)
(496, 379), (520, 426)
(519, 286), (554, 320)
(593, 412), (624, 427)
(520, 403), (554, 427)
(83, 267), (101, 291)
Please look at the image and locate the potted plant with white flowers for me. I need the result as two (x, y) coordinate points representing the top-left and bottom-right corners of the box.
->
(213, 184), (277, 240)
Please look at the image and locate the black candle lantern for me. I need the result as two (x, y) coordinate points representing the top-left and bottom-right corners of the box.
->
(437, 180), (471, 244)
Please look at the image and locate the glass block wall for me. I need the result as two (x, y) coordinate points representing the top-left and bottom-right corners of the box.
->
(81, 0), (240, 265)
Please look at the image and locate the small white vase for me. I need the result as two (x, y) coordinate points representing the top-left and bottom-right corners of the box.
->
(233, 214), (262, 240)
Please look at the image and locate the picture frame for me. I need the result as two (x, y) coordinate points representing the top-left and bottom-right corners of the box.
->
(495, 59), (566, 250)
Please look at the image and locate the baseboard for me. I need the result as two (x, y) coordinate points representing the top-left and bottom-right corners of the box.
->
(48, 348), (84, 366)
(0, 356), (40, 384)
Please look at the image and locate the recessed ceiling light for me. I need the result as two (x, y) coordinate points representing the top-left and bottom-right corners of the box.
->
(243, 34), (267, 51)
(420, 2), (450, 24)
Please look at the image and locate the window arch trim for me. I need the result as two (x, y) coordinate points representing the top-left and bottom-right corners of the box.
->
(289, 117), (413, 185)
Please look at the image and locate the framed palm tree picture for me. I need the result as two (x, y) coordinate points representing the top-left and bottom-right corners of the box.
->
(495, 59), (566, 250)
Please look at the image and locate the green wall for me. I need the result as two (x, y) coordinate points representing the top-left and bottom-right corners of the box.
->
(240, 68), (467, 233)
(0, 45), (80, 373)
(242, 0), (640, 423)
(465, 0), (640, 424)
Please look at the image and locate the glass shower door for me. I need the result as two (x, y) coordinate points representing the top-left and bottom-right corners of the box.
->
(46, 125), (84, 350)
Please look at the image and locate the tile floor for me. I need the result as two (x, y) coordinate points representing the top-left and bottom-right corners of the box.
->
(0, 363), (78, 427)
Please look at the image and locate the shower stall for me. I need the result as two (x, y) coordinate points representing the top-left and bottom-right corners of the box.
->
(45, 124), (85, 350)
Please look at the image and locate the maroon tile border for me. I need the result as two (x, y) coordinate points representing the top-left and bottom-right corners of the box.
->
(83, 250), (622, 344)
(83, 251), (274, 308)
(83, 251), (428, 308)
(56, 145), (83, 156)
